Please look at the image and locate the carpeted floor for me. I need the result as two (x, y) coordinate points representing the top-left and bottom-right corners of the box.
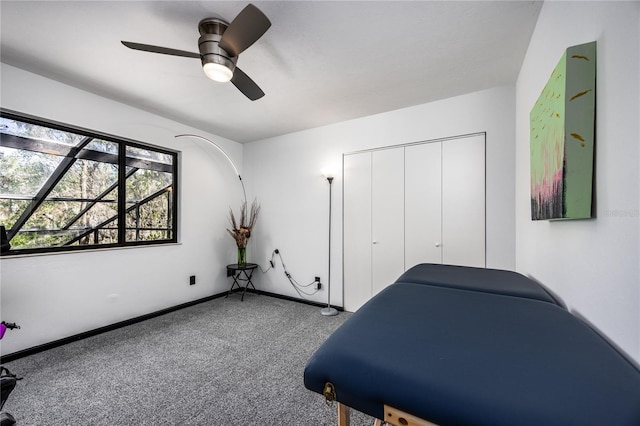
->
(2, 294), (375, 425)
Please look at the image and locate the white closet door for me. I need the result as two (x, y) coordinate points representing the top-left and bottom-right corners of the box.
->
(405, 142), (442, 268)
(343, 152), (372, 312)
(371, 148), (405, 296)
(442, 134), (485, 267)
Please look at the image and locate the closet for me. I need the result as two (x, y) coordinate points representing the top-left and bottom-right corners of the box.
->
(343, 133), (485, 312)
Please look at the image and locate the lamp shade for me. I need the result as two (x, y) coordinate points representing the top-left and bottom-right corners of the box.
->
(321, 168), (336, 180)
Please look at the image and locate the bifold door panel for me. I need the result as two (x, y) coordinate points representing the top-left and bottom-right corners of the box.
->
(343, 134), (485, 312)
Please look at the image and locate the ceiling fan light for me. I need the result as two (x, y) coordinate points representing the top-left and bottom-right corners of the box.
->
(203, 62), (233, 82)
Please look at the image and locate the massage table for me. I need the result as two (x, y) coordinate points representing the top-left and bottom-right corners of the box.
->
(304, 264), (640, 426)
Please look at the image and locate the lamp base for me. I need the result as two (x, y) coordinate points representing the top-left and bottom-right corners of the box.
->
(320, 306), (338, 316)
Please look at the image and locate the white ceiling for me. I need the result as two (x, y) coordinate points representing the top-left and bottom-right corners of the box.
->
(0, 1), (542, 143)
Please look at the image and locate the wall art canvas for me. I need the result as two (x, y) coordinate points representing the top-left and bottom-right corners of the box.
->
(530, 41), (596, 220)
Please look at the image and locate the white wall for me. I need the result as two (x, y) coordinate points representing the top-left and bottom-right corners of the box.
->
(0, 64), (244, 356)
(515, 1), (640, 362)
(244, 85), (516, 308)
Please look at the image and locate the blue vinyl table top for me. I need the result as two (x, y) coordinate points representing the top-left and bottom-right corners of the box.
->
(304, 281), (640, 425)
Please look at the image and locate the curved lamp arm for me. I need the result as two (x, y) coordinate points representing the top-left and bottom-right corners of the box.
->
(175, 134), (247, 205)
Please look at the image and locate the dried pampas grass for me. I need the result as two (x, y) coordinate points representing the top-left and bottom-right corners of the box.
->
(227, 199), (260, 248)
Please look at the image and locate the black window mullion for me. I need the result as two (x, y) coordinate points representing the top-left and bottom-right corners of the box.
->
(117, 143), (126, 244)
(172, 152), (178, 242)
(166, 190), (172, 239)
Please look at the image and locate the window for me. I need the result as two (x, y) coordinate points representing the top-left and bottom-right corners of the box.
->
(0, 111), (178, 255)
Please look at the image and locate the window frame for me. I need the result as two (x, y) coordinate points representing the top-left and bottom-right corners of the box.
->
(0, 109), (179, 256)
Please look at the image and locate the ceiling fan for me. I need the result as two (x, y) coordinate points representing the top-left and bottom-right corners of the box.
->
(122, 3), (271, 101)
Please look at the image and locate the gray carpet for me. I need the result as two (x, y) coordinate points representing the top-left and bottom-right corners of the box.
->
(3, 294), (375, 425)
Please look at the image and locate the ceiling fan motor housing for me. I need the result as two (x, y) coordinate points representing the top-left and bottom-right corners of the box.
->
(198, 18), (237, 75)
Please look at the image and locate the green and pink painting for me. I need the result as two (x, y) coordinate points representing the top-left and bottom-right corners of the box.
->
(530, 41), (596, 220)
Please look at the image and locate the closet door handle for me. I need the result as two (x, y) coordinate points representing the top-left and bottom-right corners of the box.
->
(372, 240), (379, 245)
(435, 242), (441, 247)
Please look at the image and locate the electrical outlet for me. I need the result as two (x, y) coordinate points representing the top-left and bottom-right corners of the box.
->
(315, 276), (321, 282)
(189, 275), (196, 285)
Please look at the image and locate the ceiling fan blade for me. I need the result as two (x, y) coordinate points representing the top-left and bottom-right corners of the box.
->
(219, 4), (271, 57)
(121, 41), (200, 59)
(231, 67), (265, 101)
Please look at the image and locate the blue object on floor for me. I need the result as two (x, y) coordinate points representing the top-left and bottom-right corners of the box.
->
(304, 264), (640, 426)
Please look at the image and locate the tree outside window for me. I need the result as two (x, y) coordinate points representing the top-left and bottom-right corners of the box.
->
(0, 112), (178, 254)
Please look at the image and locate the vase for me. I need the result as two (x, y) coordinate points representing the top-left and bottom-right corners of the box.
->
(237, 246), (246, 266)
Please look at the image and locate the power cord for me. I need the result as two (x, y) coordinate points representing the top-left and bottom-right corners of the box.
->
(257, 250), (276, 274)
(260, 248), (320, 299)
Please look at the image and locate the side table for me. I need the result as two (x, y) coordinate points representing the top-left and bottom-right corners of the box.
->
(226, 263), (258, 301)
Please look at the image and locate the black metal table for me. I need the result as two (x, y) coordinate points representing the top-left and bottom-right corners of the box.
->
(226, 263), (258, 301)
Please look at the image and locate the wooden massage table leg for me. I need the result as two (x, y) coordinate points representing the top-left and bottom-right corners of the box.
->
(336, 403), (383, 426)
(337, 403), (350, 426)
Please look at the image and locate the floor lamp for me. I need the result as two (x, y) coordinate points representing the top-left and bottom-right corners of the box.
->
(321, 170), (338, 316)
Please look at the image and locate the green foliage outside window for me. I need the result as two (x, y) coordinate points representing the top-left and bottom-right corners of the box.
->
(0, 112), (178, 254)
